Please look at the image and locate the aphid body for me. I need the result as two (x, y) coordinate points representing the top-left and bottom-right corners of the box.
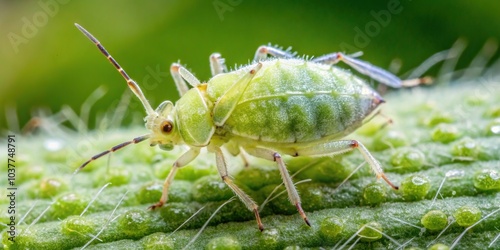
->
(75, 23), (410, 231)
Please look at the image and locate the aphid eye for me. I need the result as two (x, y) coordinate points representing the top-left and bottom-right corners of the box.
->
(161, 120), (173, 134)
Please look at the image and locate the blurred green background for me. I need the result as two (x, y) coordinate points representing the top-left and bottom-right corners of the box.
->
(1, 0), (499, 132)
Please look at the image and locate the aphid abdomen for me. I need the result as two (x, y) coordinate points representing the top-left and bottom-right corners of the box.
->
(216, 59), (382, 143)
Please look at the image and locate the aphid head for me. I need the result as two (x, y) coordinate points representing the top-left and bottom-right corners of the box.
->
(145, 100), (181, 151)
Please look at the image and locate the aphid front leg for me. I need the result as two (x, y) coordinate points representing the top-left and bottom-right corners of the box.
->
(296, 140), (399, 190)
(312, 52), (403, 88)
(170, 63), (190, 96)
(148, 148), (200, 210)
(244, 147), (311, 227)
(174, 65), (201, 88)
(253, 45), (295, 61)
(211, 146), (264, 231)
(209, 53), (227, 76)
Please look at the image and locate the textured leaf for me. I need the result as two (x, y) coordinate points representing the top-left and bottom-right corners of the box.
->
(1, 78), (500, 249)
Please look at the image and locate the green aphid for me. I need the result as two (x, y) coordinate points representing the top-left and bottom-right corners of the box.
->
(74, 23), (420, 231)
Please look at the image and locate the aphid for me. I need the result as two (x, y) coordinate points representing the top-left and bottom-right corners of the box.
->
(75, 23), (416, 231)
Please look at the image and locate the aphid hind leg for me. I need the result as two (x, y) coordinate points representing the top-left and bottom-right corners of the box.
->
(209, 53), (227, 76)
(296, 140), (399, 190)
(170, 63), (189, 96)
(149, 148), (200, 210)
(312, 52), (403, 88)
(244, 147), (311, 227)
(212, 146), (263, 231)
(253, 45), (295, 61)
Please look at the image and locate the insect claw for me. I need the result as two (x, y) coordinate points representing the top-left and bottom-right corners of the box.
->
(148, 201), (164, 210)
(304, 217), (311, 227)
(380, 174), (399, 190)
(253, 208), (264, 231)
(295, 203), (311, 227)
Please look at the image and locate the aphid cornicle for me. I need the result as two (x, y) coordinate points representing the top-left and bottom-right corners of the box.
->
(75, 23), (415, 231)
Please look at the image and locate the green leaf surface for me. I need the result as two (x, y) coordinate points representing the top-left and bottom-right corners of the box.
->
(1, 79), (500, 249)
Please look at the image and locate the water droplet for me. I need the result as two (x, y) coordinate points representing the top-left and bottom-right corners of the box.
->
(412, 176), (427, 185)
(445, 170), (464, 178)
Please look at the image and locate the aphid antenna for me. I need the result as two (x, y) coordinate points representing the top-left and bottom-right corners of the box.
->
(74, 134), (150, 174)
(74, 23), (158, 173)
(74, 23), (156, 116)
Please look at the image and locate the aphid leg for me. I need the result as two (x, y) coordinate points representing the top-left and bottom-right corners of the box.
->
(253, 45), (295, 61)
(244, 147), (311, 227)
(312, 52), (403, 88)
(178, 66), (201, 87)
(170, 63), (190, 96)
(148, 148), (200, 210)
(296, 140), (399, 190)
(377, 111), (394, 130)
(223, 141), (251, 167)
(209, 53), (227, 76)
(400, 76), (433, 87)
(213, 63), (263, 126)
(211, 146), (263, 231)
(239, 147), (251, 167)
